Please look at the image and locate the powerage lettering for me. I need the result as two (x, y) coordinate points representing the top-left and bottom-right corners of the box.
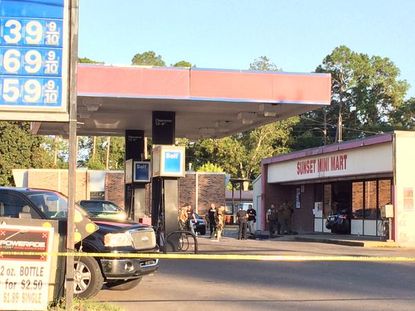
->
(0, 240), (46, 248)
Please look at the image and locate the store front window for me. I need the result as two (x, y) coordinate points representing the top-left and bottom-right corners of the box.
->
(352, 182), (364, 219)
(365, 181), (377, 220)
(352, 179), (392, 220)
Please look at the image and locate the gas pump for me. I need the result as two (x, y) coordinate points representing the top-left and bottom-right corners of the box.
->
(151, 145), (185, 250)
(125, 159), (151, 222)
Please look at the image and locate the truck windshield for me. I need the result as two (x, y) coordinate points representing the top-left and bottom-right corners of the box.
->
(25, 191), (70, 219)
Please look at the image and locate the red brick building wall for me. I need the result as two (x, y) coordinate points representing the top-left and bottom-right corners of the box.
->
(105, 172), (125, 208)
(20, 170), (225, 217)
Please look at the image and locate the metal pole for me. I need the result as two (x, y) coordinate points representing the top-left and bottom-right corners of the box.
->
(323, 108), (327, 145)
(66, 0), (79, 309)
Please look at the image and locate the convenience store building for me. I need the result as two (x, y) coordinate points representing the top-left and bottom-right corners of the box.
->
(259, 131), (415, 245)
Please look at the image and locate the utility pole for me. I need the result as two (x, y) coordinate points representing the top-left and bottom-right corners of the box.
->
(106, 136), (111, 170)
(323, 108), (327, 145)
(336, 70), (344, 143)
(66, 0), (79, 310)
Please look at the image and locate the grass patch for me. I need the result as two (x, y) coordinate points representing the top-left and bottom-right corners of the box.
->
(49, 298), (124, 311)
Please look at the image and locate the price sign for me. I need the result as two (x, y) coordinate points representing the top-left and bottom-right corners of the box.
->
(0, 225), (54, 311)
(0, 0), (69, 119)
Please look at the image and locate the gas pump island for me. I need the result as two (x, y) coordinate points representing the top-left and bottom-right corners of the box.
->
(124, 111), (186, 241)
(32, 64), (332, 240)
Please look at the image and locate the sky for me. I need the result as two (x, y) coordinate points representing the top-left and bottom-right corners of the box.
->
(78, 0), (415, 98)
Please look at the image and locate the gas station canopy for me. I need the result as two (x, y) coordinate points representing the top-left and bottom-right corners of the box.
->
(34, 64), (331, 139)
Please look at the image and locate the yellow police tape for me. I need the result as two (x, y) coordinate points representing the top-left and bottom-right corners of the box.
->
(1, 251), (415, 262)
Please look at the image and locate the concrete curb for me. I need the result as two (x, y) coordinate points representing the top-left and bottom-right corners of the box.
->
(294, 236), (400, 248)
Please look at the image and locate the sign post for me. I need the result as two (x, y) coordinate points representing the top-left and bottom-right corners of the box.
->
(0, 0), (76, 309)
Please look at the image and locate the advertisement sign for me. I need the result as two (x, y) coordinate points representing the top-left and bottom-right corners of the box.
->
(0, 0), (69, 121)
(152, 145), (185, 177)
(0, 225), (54, 311)
(134, 161), (151, 182)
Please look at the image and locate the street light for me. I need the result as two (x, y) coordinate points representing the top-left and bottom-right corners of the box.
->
(311, 127), (327, 145)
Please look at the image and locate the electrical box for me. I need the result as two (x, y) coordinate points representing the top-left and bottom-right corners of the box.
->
(381, 204), (394, 219)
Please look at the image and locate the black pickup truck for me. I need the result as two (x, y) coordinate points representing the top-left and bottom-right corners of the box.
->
(0, 187), (159, 298)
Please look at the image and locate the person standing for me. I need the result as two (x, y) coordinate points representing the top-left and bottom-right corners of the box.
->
(279, 200), (293, 234)
(247, 205), (257, 235)
(207, 203), (217, 238)
(178, 206), (188, 231)
(236, 206), (248, 240)
(186, 205), (196, 235)
(214, 206), (225, 241)
(266, 203), (279, 238)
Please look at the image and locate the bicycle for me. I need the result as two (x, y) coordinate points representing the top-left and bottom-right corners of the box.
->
(155, 224), (198, 254)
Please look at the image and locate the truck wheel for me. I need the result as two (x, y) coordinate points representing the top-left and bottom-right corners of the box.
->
(74, 256), (104, 299)
(106, 277), (142, 291)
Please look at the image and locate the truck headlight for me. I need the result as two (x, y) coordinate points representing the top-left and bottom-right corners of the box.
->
(104, 233), (132, 247)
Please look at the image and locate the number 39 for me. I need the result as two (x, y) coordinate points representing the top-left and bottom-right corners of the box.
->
(3, 19), (43, 45)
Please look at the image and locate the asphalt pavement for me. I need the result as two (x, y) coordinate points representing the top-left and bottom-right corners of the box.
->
(95, 228), (415, 311)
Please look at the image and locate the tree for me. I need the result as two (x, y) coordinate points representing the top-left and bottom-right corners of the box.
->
(131, 51), (166, 66)
(185, 56), (298, 185)
(197, 162), (224, 173)
(0, 122), (54, 185)
(249, 56), (280, 71)
(79, 57), (102, 64)
(391, 97), (415, 130)
(172, 60), (193, 67)
(291, 45), (409, 149)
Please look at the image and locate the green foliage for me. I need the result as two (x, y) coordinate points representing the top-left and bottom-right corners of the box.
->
(188, 118), (297, 182)
(250, 56), (281, 71)
(81, 137), (125, 170)
(185, 56), (298, 183)
(0, 122), (53, 185)
(390, 97), (415, 130)
(172, 60), (193, 67)
(197, 162), (224, 173)
(292, 45), (409, 149)
(131, 51), (166, 66)
(49, 298), (124, 310)
(78, 57), (102, 64)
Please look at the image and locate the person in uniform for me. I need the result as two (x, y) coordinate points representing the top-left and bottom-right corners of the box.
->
(207, 203), (217, 238)
(236, 206), (248, 240)
(247, 205), (257, 236)
(279, 200), (293, 234)
(266, 203), (279, 238)
(214, 206), (225, 241)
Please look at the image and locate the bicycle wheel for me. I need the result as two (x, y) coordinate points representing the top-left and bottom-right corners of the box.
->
(178, 233), (190, 251)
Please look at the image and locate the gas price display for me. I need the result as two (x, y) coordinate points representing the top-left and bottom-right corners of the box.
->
(0, 0), (68, 111)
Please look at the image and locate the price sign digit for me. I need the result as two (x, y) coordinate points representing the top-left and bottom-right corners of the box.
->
(25, 20), (43, 45)
(2, 78), (20, 102)
(3, 49), (21, 73)
(23, 79), (42, 103)
(24, 50), (42, 74)
(3, 19), (22, 44)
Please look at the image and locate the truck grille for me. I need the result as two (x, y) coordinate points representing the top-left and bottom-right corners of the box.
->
(130, 229), (156, 250)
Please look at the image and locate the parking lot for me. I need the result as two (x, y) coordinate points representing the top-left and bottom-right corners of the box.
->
(95, 229), (415, 311)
